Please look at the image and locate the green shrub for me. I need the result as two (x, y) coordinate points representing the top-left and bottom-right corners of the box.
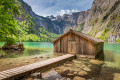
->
(116, 38), (120, 42)
(6, 37), (16, 45)
(98, 28), (110, 40)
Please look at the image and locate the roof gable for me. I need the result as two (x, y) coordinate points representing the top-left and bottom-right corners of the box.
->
(51, 29), (104, 43)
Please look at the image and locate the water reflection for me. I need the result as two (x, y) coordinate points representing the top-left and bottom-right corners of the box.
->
(0, 48), (53, 58)
(0, 42), (53, 58)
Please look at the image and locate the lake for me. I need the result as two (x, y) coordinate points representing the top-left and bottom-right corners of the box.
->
(0, 42), (53, 58)
(0, 42), (120, 68)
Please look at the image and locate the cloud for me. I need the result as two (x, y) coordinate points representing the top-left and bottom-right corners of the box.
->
(56, 9), (80, 16)
(23, 0), (94, 17)
(57, 9), (70, 16)
(71, 9), (79, 12)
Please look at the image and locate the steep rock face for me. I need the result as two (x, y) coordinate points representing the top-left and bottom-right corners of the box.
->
(82, 0), (120, 42)
(48, 10), (89, 33)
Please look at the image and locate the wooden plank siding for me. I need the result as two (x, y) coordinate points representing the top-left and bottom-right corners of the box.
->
(53, 30), (104, 58)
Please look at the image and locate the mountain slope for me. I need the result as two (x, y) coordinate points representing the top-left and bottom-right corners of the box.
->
(13, 0), (59, 42)
(82, 0), (120, 42)
(15, 0), (120, 42)
(47, 10), (89, 33)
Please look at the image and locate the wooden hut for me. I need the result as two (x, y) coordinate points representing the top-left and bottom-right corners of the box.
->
(51, 29), (104, 58)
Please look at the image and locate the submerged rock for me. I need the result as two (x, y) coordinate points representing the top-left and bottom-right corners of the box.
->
(83, 67), (91, 72)
(31, 72), (42, 79)
(64, 63), (73, 67)
(43, 70), (63, 80)
(2, 43), (24, 51)
(24, 61), (29, 63)
(38, 55), (43, 58)
(73, 76), (85, 80)
(89, 59), (103, 65)
(0, 54), (3, 58)
(77, 71), (87, 76)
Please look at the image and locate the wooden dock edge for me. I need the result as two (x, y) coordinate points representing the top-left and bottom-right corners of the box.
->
(0, 54), (76, 80)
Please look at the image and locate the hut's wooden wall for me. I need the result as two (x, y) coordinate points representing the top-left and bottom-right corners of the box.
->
(95, 42), (104, 56)
(54, 32), (98, 56)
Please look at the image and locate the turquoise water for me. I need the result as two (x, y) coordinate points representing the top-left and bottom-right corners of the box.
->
(0, 42), (120, 66)
(0, 42), (53, 58)
(104, 43), (120, 54)
(0, 42), (53, 48)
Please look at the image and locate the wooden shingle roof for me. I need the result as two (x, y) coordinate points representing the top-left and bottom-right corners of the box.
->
(52, 29), (104, 44)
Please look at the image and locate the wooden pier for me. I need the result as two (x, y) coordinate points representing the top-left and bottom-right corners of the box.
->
(0, 54), (75, 80)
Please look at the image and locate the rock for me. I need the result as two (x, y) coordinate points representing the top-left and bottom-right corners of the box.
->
(0, 54), (3, 58)
(114, 73), (120, 80)
(81, 65), (86, 67)
(73, 60), (82, 64)
(46, 56), (49, 58)
(24, 61), (29, 63)
(31, 72), (42, 79)
(73, 76), (85, 80)
(89, 59), (103, 65)
(67, 74), (74, 76)
(34, 79), (42, 80)
(73, 72), (77, 75)
(2, 43), (24, 51)
(77, 71), (87, 76)
(34, 79), (41, 80)
(43, 70), (63, 80)
(83, 67), (91, 72)
(25, 78), (34, 80)
(32, 57), (37, 59)
(64, 64), (73, 67)
(38, 56), (43, 58)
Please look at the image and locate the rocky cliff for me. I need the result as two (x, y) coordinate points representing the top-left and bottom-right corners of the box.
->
(82, 0), (120, 42)
(47, 10), (89, 33)
(16, 0), (120, 42)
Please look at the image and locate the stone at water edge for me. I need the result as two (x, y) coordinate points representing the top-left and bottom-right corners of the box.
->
(114, 73), (120, 80)
(2, 43), (24, 50)
(0, 54), (3, 58)
(89, 59), (103, 65)
(24, 61), (29, 63)
(83, 67), (91, 72)
(73, 72), (78, 75)
(31, 72), (42, 79)
(64, 63), (73, 67)
(73, 76), (85, 80)
(77, 71), (87, 76)
(38, 55), (43, 58)
(67, 73), (74, 76)
(42, 70), (63, 80)
(25, 78), (34, 80)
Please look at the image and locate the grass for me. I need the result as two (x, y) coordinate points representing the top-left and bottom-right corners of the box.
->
(116, 39), (120, 42)
(98, 28), (110, 40)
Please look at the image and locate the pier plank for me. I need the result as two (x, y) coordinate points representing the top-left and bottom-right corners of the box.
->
(0, 54), (75, 80)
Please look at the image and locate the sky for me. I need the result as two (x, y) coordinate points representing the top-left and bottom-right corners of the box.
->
(23, 0), (94, 17)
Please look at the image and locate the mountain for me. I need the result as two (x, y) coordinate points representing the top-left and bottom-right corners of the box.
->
(14, 0), (59, 42)
(15, 0), (120, 42)
(47, 10), (90, 33)
(82, 0), (120, 42)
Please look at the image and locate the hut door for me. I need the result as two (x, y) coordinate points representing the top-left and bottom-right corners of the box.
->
(68, 41), (76, 54)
